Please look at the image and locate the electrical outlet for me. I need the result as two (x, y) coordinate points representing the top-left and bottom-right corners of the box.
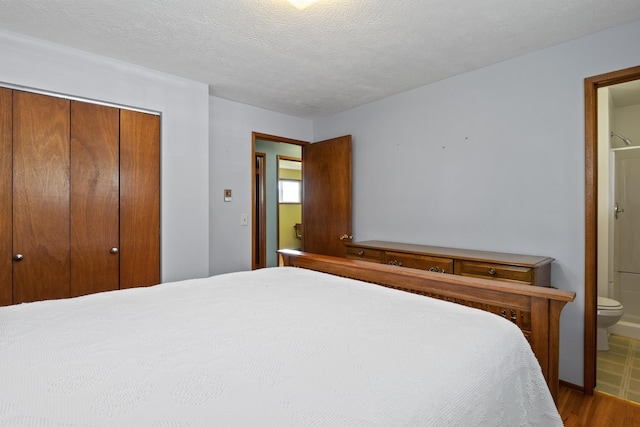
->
(240, 214), (248, 226)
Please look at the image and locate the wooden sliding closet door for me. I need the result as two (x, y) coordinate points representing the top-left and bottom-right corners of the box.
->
(0, 88), (11, 306)
(13, 91), (71, 304)
(1, 89), (160, 305)
(70, 102), (120, 296)
(119, 109), (160, 288)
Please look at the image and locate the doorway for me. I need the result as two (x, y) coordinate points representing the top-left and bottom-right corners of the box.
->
(585, 65), (640, 395)
(594, 79), (640, 401)
(251, 132), (353, 269)
(252, 132), (307, 269)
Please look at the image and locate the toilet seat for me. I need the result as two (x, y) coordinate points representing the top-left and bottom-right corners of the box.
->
(597, 296), (623, 310)
(597, 297), (623, 351)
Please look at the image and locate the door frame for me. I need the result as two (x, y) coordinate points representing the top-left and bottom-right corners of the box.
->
(254, 152), (266, 269)
(584, 64), (640, 394)
(251, 132), (308, 269)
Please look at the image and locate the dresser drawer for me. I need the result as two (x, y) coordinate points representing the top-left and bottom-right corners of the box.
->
(345, 246), (383, 262)
(384, 251), (454, 274)
(456, 260), (533, 284)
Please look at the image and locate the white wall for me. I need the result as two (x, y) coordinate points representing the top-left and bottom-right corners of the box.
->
(615, 103), (640, 144)
(312, 19), (640, 386)
(209, 97), (312, 275)
(597, 87), (613, 298)
(0, 29), (210, 283)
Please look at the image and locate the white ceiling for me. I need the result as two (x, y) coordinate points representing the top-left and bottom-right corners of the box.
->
(1, 0), (640, 119)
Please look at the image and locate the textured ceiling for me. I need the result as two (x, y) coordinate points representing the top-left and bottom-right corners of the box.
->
(1, 0), (640, 118)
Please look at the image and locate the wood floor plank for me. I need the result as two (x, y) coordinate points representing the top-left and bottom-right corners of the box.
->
(558, 384), (640, 426)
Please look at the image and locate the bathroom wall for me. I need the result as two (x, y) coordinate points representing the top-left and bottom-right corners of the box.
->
(614, 104), (640, 144)
(597, 87), (614, 298)
(279, 167), (302, 251)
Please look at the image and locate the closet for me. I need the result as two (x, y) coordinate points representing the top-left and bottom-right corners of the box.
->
(0, 88), (160, 306)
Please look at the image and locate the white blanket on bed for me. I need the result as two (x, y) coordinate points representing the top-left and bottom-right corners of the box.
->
(0, 267), (562, 426)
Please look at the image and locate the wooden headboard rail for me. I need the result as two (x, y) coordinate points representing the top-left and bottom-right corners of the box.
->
(278, 249), (575, 402)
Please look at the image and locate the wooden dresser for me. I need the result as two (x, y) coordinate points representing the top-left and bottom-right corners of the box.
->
(345, 240), (554, 287)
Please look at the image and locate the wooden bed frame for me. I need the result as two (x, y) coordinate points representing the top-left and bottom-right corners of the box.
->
(278, 249), (575, 402)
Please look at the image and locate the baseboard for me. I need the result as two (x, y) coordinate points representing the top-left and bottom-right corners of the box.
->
(560, 379), (585, 393)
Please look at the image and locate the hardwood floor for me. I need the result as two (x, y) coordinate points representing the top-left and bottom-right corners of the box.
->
(558, 384), (640, 426)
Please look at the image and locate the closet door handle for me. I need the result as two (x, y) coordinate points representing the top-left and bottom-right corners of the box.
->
(13, 253), (24, 262)
(110, 247), (119, 254)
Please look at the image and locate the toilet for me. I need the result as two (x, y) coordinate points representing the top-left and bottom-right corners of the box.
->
(597, 296), (624, 351)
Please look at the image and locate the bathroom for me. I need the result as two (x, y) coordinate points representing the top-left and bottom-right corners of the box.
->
(596, 79), (640, 402)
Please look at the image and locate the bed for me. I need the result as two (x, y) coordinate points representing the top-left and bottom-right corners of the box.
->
(279, 250), (575, 400)
(0, 251), (573, 426)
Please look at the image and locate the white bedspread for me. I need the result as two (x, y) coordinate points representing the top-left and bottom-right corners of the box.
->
(0, 267), (562, 426)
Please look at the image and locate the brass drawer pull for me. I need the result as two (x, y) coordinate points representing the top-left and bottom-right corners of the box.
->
(388, 260), (403, 266)
(429, 266), (446, 273)
(358, 250), (365, 256)
(488, 268), (497, 275)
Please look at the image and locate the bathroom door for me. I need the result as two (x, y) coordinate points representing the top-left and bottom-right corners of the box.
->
(614, 148), (640, 323)
(302, 135), (352, 258)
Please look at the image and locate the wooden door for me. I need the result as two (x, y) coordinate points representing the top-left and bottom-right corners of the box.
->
(120, 109), (160, 288)
(13, 91), (70, 303)
(70, 101), (120, 296)
(302, 135), (352, 257)
(0, 88), (11, 306)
